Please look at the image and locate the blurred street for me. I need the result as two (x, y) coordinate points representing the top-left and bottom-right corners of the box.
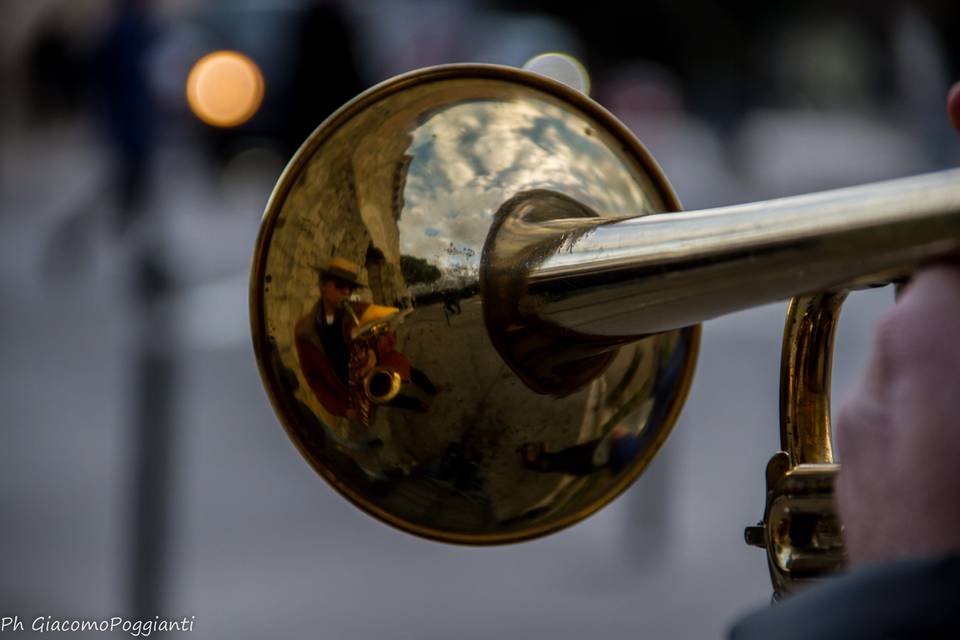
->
(1, 1), (957, 638)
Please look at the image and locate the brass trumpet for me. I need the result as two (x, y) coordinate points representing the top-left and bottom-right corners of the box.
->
(250, 64), (960, 597)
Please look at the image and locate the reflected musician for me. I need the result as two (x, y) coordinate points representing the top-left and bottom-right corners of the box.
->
(294, 257), (433, 427)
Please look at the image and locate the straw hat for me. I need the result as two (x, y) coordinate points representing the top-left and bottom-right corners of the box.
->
(319, 256), (363, 287)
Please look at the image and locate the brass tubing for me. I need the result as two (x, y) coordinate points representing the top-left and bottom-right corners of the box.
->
(779, 293), (847, 466)
(521, 169), (960, 337)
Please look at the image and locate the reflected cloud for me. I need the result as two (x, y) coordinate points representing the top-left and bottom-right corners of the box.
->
(398, 96), (656, 282)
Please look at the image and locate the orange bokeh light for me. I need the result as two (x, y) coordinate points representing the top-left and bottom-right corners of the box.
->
(186, 51), (264, 128)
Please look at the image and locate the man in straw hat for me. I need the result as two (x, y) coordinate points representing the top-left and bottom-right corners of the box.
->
(295, 257), (421, 421)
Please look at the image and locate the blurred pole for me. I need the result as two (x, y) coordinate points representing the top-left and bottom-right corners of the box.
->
(91, 0), (172, 617)
(128, 251), (175, 616)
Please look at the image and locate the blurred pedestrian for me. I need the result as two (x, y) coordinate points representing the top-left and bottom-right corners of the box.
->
(92, 0), (158, 231)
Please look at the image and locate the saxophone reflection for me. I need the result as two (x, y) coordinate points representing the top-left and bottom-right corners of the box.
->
(294, 257), (437, 436)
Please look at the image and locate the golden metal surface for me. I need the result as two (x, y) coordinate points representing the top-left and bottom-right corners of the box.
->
(250, 64), (698, 544)
(753, 294), (848, 596)
(746, 451), (844, 597)
(779, 293), (845, 467)
(251, 63), (960, 591)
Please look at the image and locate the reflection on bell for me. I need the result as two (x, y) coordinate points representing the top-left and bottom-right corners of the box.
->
(250, 64), (698, 544)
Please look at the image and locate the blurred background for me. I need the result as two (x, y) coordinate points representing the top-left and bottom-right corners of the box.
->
(2, 0), (959, 637)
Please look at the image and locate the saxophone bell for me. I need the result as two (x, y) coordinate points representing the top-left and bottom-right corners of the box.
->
(364, 367), (403, 404)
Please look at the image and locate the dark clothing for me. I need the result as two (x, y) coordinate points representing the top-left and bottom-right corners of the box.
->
(317, 307), (350, 386)
(284, 2), (364, 153)
(295, 299), (367, 417)
(730, 554), (960, 639)
(92, 5), (157, 226)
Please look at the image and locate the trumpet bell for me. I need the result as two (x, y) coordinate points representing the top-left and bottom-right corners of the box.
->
(250, 64), (699, 543)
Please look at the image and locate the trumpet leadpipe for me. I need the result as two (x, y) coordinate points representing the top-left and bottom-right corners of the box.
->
(515, 169), (960, 337)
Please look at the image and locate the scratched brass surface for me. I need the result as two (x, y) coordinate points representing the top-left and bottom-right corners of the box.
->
(250, 65), (699, 543)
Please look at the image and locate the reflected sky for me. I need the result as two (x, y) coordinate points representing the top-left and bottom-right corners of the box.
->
(399, 95), (659, 282)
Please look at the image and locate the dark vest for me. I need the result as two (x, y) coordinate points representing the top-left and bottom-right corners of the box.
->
(317, 307), (349, 385)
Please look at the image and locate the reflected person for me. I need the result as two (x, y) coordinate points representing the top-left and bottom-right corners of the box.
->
(295, 257), (435, 422)
(295, 257), (370, 419)
(519, 425), (641, 476)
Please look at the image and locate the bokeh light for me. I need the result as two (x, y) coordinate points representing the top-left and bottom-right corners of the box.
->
(522, 52), (591, 95)
(186, 50), (264, 128)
